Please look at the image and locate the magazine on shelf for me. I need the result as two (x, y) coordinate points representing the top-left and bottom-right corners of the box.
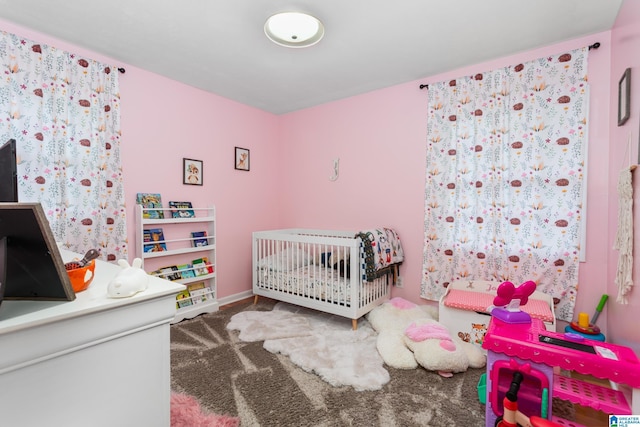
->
(192, 257), (210, 276)
(187, 281), (209, 303)
(177, 263), (196, 279)
(192, 261), (208, 276)
(168, 201), (195, 218)
(191, 231), (208, 247)
(176, 290), (192, 308)
(136, 193), (164, 219)
(190, 287), (212, 301)
(187, 281), (209, 295)
(203, 256), (214, 273)
(154, 265), (181, 281)
(143, 228), (167, 252)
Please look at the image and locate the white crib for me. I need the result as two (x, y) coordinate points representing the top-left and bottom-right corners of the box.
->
(252, 228), (398, 329)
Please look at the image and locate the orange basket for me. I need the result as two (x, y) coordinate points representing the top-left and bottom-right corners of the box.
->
(66, 259), (96, 293)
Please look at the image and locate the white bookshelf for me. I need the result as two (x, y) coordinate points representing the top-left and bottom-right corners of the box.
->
(135, 204), (218, 323)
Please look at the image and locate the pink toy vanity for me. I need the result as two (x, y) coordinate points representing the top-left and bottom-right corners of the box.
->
(483, 311), (640, 426)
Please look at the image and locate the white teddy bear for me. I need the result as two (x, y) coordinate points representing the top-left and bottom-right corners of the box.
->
(366, 297), (486, 377)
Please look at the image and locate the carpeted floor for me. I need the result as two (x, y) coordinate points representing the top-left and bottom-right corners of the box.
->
(170, 298), (488, 426)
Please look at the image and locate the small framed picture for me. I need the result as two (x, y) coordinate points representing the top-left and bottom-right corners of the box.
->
(618, 67), (631, 126)
(183, 158), (203, 186)
(235, 147), (250, 171)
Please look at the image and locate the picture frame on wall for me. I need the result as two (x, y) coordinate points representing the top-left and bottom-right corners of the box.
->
(618, 67), (631, 126)
(235, 147), (250, 171)
(183, 158), (203, 186)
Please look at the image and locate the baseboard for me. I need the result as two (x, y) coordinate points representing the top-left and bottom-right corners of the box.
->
(218, 290), (253, 307)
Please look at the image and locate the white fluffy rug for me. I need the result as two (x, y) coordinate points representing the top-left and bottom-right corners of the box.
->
(226, 302), (390, 391)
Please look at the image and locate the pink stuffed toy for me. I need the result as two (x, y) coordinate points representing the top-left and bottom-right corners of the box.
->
(366, 297), (486, 376)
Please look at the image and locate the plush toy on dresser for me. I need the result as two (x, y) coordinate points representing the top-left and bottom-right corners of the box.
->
(107, 258), (149, 298)
(366, 297), (486, 377)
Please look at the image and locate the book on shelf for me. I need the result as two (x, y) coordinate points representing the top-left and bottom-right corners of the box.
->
(187, 281), (209, 304)
(202, 256), (214, 273)
(143, 228), (167, 252)
(190, 288), (212, 303)
(136, 193), (164, 219)
(177, 263), (196, 279)
(192, 257), (214, 276)
(176, 290), (192, 308)
(153, 265), (181, 281)
(168, 201), (195, 218)
(191, 231), (208, 247)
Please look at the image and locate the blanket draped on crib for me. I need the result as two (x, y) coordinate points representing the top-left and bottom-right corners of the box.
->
(356, 228), (404, 281)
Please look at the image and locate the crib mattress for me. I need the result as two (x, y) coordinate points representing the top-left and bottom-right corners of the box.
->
(257, 265), (386, 306)
(257, 265), (363, 305)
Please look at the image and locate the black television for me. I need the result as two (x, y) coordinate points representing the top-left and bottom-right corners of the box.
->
(0, 202), (75, 304)
(0, 139), (18, 202)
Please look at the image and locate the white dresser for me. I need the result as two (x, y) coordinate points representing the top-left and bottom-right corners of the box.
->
(0, 250), (184, 427)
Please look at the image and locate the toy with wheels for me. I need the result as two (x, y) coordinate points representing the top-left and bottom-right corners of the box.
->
(484, 282), (640, 426)
(495, 371), (561, 427)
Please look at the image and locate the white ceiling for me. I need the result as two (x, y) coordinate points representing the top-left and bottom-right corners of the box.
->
(0, 0), (624, 115)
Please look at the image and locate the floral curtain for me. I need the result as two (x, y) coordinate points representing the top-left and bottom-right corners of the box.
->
(421, 48), (588, 322)
(0, 30), (127, 262)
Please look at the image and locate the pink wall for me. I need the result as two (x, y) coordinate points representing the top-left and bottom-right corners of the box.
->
(278, 83), (429, 304)
(279, 33), (615, 333)
(0, 18), (282, 302)
(608, 0), (640, 351)
(119, 68), (282, 301)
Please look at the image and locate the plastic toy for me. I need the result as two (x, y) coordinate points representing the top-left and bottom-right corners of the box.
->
(366, 297), (486, 376)
(107, 258), (149, 298)
(495, 371), (561, 427)
(564, 294), (608, 341)
(590, 294), (609, 324)
(483, 281), (640, 426)
(489, 280), (536, 324)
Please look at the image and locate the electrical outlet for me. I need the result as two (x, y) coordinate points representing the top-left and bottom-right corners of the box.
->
(395, 276), (403, 288)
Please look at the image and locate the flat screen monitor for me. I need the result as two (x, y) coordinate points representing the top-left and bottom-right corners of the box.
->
(0, 202), (75, 302)
(0, 139), (18, 203)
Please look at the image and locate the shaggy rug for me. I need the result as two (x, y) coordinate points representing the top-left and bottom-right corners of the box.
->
(170, 298), (488, 426)
(171, 391), (239, 427)
(226, 301), (390, 391)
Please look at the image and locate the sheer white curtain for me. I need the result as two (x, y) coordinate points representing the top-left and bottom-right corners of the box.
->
(0, 30), (128, 262)
(421, 48), (589, 322)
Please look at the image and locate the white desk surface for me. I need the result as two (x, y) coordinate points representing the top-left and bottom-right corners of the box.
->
(0, 250), (184, 335)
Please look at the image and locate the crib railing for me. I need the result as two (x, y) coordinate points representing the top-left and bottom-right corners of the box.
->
(252, 229), (393, 320)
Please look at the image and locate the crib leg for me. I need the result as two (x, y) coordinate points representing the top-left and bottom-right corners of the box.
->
(253, 295), (259, 305)
(352, 319), (358, 330)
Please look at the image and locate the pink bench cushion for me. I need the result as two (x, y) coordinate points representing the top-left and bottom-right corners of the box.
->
(443, 289), (554, 323)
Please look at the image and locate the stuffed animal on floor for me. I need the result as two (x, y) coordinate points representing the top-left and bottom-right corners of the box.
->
(366, 297), (486, 377)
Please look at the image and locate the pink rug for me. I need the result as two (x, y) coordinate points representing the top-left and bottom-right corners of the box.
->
(171, 391), (240, 427)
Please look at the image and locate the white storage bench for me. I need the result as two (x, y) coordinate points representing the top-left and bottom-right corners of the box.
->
(438, 280), (556, 349)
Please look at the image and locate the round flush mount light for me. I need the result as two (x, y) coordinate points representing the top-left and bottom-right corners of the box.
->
(264, 12), (324, 48)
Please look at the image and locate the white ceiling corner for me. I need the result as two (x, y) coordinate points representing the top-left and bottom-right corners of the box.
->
(0, 0), (624, 114)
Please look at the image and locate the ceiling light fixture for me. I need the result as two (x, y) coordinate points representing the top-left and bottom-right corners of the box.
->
(264, 12), (324, 48)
